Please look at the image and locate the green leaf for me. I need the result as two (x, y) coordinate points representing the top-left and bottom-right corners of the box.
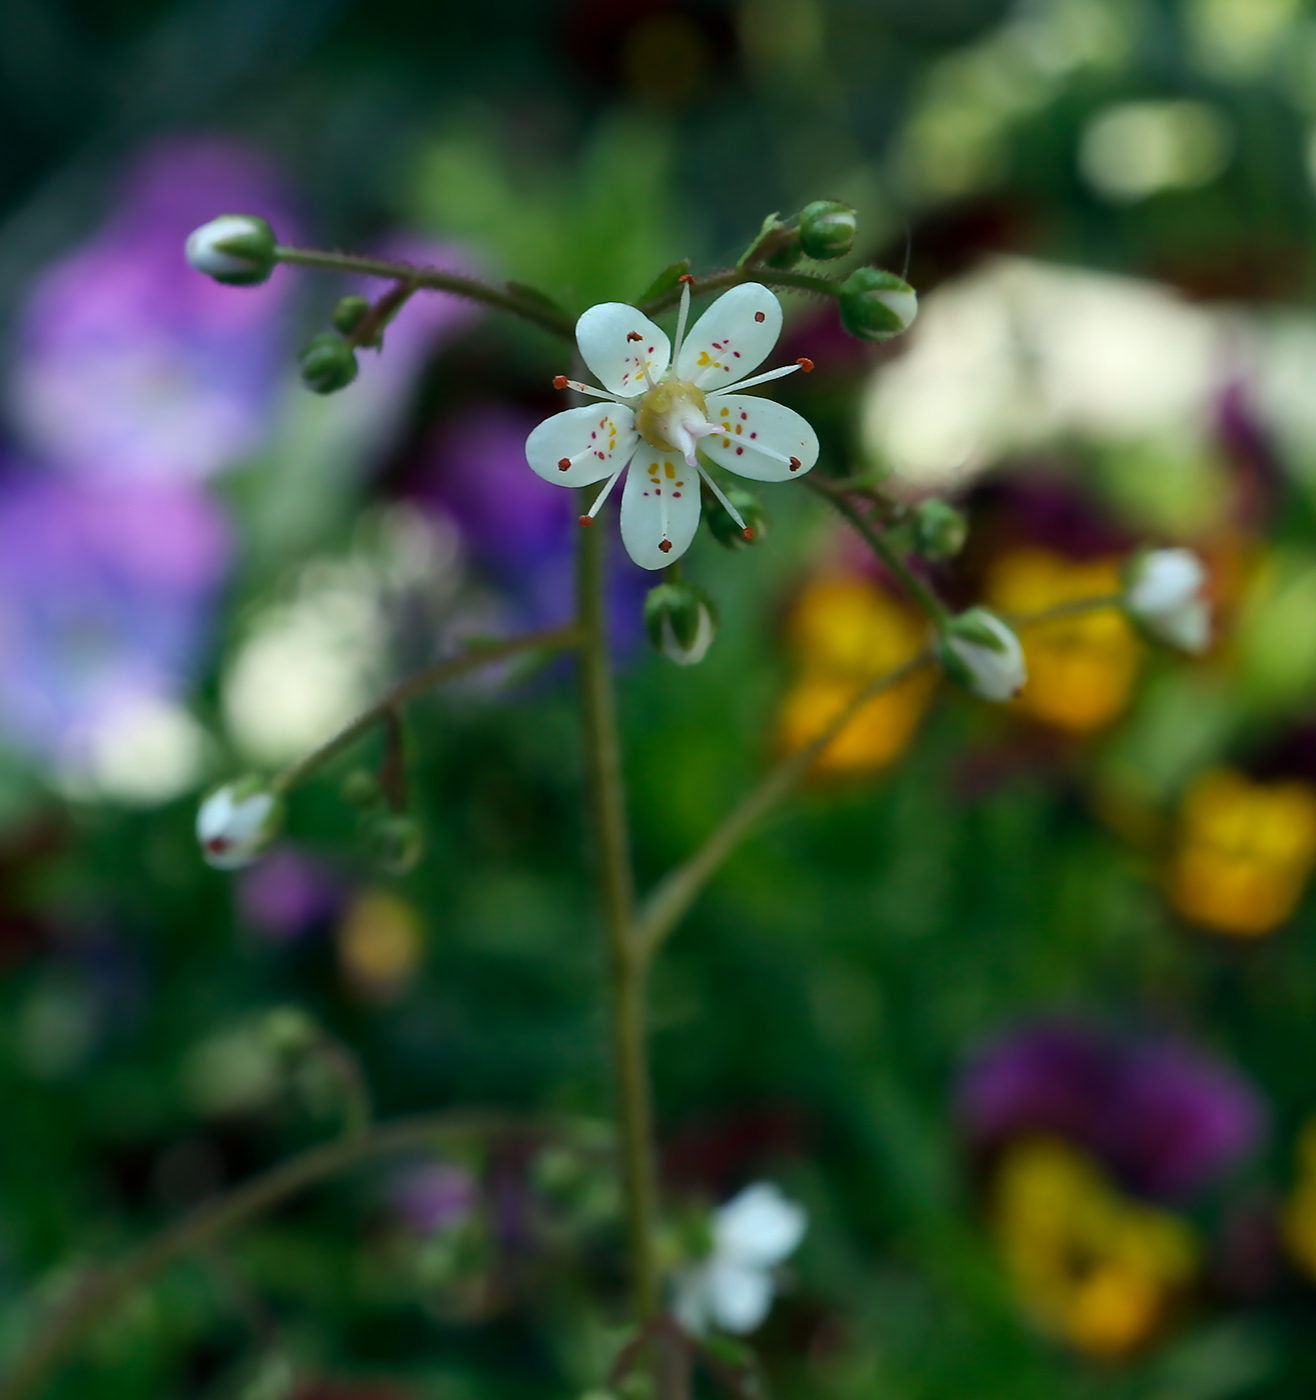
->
(637, 259), (690, 304)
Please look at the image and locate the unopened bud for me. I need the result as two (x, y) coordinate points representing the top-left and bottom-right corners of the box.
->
(341, 768), (383, 810)
(838, 267), (919, 342)
(332, 294), (372, 337)
(366, 813), (424, 875)
(912, 499), (967, 561)
(936, 608), (1026, 703)
(1124, 548), (1211, 654)
(300, 333), (358, 395)
(196, 777), (284, 869)
(185, 215), (277, 286)
(706, 486), (767, 550)
(798, 200), (857, 260)
(262, 1006), (320, 1057)
(644, 582), (718, 667)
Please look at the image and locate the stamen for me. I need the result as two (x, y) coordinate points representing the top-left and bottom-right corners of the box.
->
(709, 362), (802, 395)
(578, 515), (593, 527)
(678, 274), (695, 286)
(659, 539), (673, 553)
(742, 527), (755, 541)
(558, 377), (627, 403)
(796, 357), (814, 372)
(672, 278), (692, 365)
(553, 375), (568, 389)
(696, 465), (747, 529)
(627, 331), (643, 342)
(558, 457), (571, 471)
(585, 462), (627, 519)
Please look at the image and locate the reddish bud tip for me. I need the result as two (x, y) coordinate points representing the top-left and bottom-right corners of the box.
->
(678, 274), (695, 286)
(553, 375), (569, 389)
(741, 527), (755, 542)
(658, 538), (673, 553)
(578, 514), (593, 528)
(796, 357), (814, 372)
(558, 457), (571, 471)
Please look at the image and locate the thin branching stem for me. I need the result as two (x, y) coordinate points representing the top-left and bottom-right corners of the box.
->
(273, 624), (582, 795)
(640, 265), (840, 319)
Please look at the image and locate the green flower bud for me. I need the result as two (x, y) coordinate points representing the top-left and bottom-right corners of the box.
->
(332, 294), (371, 337)
(838, 267), (919, 342)
(185, 215), (277, 286)
(196, 776), (284, 869)
(262, 1006), (320, 1057)
(644, 581), (718, 666)
(705, 485), (767, 550)
(340, 768), (384, 810)
(300, 333), (358, 395)
(366, 813), (424, 875)
(936, 608), (1026, 703)
(798, 200), (857, 260)
(912, 499), (968, 561)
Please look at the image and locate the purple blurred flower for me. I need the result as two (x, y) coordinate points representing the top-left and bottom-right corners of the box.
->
(391, 1161), (478, 1235)
(11, 138), (294, 484)
(237, 849), (342, 943)
(959, 1021), (1264, 1201)
(0, 469), (230, 763)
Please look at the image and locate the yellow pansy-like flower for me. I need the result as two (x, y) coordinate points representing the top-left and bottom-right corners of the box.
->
(338, 889), (426, 1001)
(985, 547), (1139, 733)
(1168, 769), (1316, 938)
(777, 573), (934, 776)
(993, 1139), (1197, 1359)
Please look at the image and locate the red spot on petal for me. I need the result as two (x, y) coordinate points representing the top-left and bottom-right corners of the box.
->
(736, 447), (744, 455)
(750, 431), (757, 438)
(740, 412), (748, 419)
(659, 539), (673, 552)
(205, 838), (230, 854)
(553, 375), (569, 389)
(796, 357), (814, 371)
(733, 350), (741, 357)
(754, 311), (765, 323)
(673, 491), (681, 497)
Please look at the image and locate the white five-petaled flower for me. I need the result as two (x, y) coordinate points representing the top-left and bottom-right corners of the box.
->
(196, 778), (284, 869)
(1124, 548), (1211, 654)
(673, 1181), (808, 1335)
(526, 281), (820, 569)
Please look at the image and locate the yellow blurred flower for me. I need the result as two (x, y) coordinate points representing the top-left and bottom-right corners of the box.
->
(993, 1139), (1197, 1360)
(778, 573), (934, 776)
(1282, 1119), (1316, 1281)
(1168, 769), (1316, 937)
(338, 888), (425, 1001)
(985, 548), (1139, 733)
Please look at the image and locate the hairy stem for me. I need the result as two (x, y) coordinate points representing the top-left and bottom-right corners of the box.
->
(576, 519), (661, 1323)
(272, 246), (574, 340)
(273, 624), (582, 795)
(640, 265), (840, 318)
(0, 1112), (564, 1400)
(811, 478), (951, 626)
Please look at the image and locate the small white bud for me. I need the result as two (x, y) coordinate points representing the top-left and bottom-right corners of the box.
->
(1124, 548), (1211, 654)
(660, 602), (716, 666)
(196, 777), (284, 869)
(185, 215), (277, 286)
(937, 607), (1027, 703)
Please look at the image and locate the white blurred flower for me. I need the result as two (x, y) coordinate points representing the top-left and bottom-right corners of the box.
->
(1125, 548), (1211, 654)
(196, 778), (283, 869)
(673, 1182), (807, 1335)
(938, 608), (1027, 703)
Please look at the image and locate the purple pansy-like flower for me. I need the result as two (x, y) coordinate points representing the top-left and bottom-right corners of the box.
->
(11, 139), (294, 485)
(959, 1021), (1264, 1201)
(237, 849), (343, 943)
(0, 469), (230, 765)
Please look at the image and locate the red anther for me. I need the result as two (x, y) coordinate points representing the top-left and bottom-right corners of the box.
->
(553, 375), (569, 389)
(796, 357), (814, 372)
(741, 526), (755, 542)
(754, 311), (766, 322)
(658, 538), (673, 553)
(789, 456), (801, 471)
(558, 457), (572, 471)
(678, 274), (695, 285)
(626, 331), (643, 342)
(578, 515), (594, 527)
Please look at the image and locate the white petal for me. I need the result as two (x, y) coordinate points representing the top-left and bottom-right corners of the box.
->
(620, 449), (702, 570)
(705, 1261), (776, 1334)
(575, 303), (671, 398)
(700, 396), (819, 482)
(526, 404), (638, 487)
(677, 284), (782, 392)
(714, 1183), (808, 1267)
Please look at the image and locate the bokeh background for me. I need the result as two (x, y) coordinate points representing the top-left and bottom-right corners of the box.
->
(8, 0), (1316, 1396)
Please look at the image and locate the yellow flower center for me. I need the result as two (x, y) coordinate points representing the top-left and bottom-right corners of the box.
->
(636, 380), (708, 452)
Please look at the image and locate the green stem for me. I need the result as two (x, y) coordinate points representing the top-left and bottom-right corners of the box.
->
(576, 517), (661, 1323)
(1008, 594), (1124, 628)
(272, 246), (574, 340)
(812, 480), (951, 627)
(273, 624), (582, 795)
(0, 1111), (565, 1400)
(640, 265), (840, 319)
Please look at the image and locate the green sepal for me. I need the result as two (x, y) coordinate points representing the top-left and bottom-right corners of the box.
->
(798, 199), (857, 260)
(947, 607), (1010, 653)
(208, 215), (277, 285)
(637, 260), (691, 304)
(300, 333), (359, 395)
(644, 581), (715, 653)
(838, 266), (917, 341)
(332, 295), (371, 336)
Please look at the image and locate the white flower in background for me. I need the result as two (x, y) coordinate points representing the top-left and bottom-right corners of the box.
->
(937, 607), (1028, 702)
(526, 281), (819, 569)
(1125, 548), (1211, 654)
(674, 1182), (807, 1335)
(196, 777), (284, 869)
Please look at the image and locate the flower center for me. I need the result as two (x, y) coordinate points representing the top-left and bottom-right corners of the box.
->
(636, 380), (709, 458)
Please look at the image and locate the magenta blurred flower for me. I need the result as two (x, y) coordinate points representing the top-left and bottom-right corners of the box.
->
(390, 1161), (478, 1235)
(0, 469), (230, 763)
(959, 1021), (1264, 1201)
(10, 139), (294, 485)
(237, 849), (343, 942)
